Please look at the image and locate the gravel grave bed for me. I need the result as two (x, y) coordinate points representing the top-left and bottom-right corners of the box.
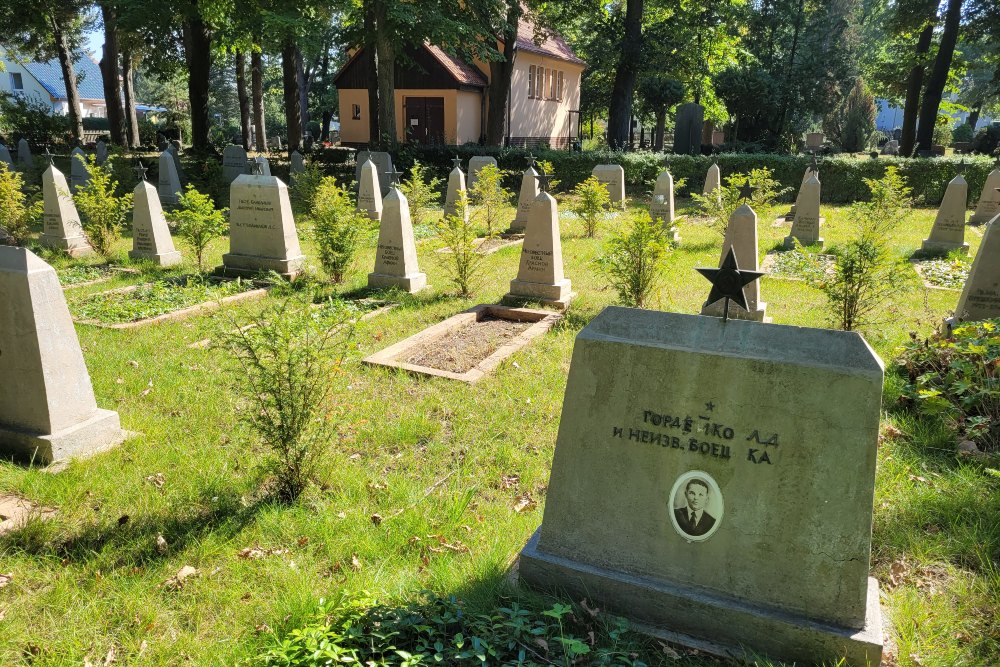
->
(401, 316), (533, 374)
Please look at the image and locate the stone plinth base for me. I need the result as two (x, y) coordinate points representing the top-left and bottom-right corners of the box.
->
(216, 253), (305, 280)
(517, 529), (883, 667)
(508, 219), (527, 233)
(129, 250), (182, 267)
(701, 299), (770, 323)
(783, 233), (824, 250)
(668, 227), (681, 243)
(0, 409), (128, 465)
(505, 278), (574, 309)
(970, 211), (998, 225)
(38, 234), (92, 258)
(368, 271), (427, 293)
(921, 240), (968, 255)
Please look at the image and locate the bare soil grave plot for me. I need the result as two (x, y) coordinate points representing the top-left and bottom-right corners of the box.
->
(364, 304), (561, 383)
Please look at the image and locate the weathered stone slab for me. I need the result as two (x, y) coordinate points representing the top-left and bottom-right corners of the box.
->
(217, 174), (305, 279)
(969, 169), (1000, 224)
(0, 144), (14, 171)
(784, 174), (823, 248)
(39, 164), (91, 257)
(510, 167), (539, 232)
(357, 158), (384, 221)
(166, 142), (183, 179)
(951, 213), (1000, 325)
(673, 103), (704, 155)
(505, 191), (574, 308)
(701, 203), (767, 322)
(17, 138), (32, 167)
(129, 180), (182, 266)
(290, 150), (305, 178)
(354, 151), (393, 195)
(0, 246), (127, 464)
(922, 174), (969, 254)
(70, 148), (90, 193)
(467, 156), (498, 192)
(95, 139), (108, 165)
(157, 151), (182, 206)
(703, 163), (721, 196)
(222, 144), (249, 183)
(518, 307), (884, 667)
(592, 164), (625, 207)
(368, 186), (426, 293)
(444, 165), (469, 222)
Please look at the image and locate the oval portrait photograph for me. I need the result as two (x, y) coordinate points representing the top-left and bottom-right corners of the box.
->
(668, 470), (724, 542)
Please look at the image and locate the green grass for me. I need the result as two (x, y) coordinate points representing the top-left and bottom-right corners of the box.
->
(0, 196), (997, 666)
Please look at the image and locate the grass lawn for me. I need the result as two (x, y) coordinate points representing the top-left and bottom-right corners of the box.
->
(1, 193), (998, 667)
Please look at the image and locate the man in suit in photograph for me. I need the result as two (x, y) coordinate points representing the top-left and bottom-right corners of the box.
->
(674, 478), (716, 537)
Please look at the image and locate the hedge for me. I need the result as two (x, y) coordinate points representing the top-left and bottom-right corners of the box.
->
(314, 145), (997, 206)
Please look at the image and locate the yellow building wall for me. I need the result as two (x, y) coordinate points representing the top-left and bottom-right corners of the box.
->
(507, 52), (584, 143)
(338, 89), (371, 144)
(456, 91), (482, 144)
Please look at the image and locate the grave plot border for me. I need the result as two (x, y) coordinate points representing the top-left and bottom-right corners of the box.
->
(910, 258), (966, 291)
(434, 233), (525, 256)
(59, 265), (141, 290)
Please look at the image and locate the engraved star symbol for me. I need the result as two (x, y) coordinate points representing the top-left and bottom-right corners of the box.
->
(705, 401), (715, 412)
(386, 168), (403, 186)
(534, 170), (552, 193)
(525, 153), (537, 168)
(134, 161), (148, 182)
(451, 156), (463, 170)
(737, 183), (756, 203)
(697, 247), (765, 322)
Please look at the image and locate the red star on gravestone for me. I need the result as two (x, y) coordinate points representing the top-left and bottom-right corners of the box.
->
(696, 247), (765, 322)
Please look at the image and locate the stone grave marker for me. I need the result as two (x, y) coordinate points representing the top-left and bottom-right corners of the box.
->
(592, 164), (625, 208)
(969, 168), (1000, 224)
(701, 202), (767, 322)
(518, 307), (885, 667)
(290, 150), (305, 179)
(467, 155), (498, 192)
(673, 102), (704, 155)
(95, 139), (108, 165)
(444, 160), (469, 222)
(70, 147), (90, 193)
(368, 175), (426, 293)
(921, 174), (969, 254)
(166, 141), (183, 179)
(39, 162), (91, 257)
(217, 172), (305, 279)
(357, 158), (384, 221)
(505, 175), (574, 308)
(805, 132), (825, 150)
(880, 140), (898, 156)
(354, 151), (393, 195)
(0, 246), (127, 464)
(650, 170), (680, 242)
(157, 151), (182, 206)
(129, 171), (182, 267)
(703, 162), (721, 196)
(252, 155), (272, 177)
(511, 166), (539, 233)
(949, 212), (1000, 327)
(785, 160), (819, 220)
(17, 138), (32, 167)
(784, 173), (823, 249)
(0, 144), (15, 171)
(222, 144), (249, 183)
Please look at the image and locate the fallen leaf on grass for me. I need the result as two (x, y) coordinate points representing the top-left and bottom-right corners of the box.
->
(579, 599), (599, 617)
(499, 474), (520, 490)
(145, 473), (165, 489)
(128, 360), (139, 368)
(156, 534), (168, 554)
(297, 536), (309, 547)
(908, 474), (933, 486)
(370, 513), (383, 526)
(657, 641), (681, 659)
(163, 565), (198, 590)
(118, 515), (130, 526)
(351, 554), (362, 571)
(0, 573), (11, 588)
(888, 559), (910, 589)
(140, 379), (154, 397)
(237, 546), (289, 560)
(254, 623), (272, 634)
(513, 493), (537, 513)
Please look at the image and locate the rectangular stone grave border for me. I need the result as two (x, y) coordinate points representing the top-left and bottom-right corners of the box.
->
(759, 251), (836, 282)
(910, 259), (964, 291)
(60, 265), (141, 290)
(435, 234), (524, 256)
(363, 304), (560, 383)
(72, 276), (271, 329)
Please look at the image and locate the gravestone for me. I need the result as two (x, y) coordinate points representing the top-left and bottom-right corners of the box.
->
(784, 174), (823, 248)
(444, 163), (469, 222)
(701, 203), (767, 322)
(368, 184), (426, 293)
(921, 174), (969, 254)
(290, 150), (305, 179)
(70, 148), (90, 193)
(166, 142), (183, 179)
(17, 138), (32, 168)
(354, 151), (394, 195)
(222, 144), (249, 183)
(805, 132), (825, 150)
(1, 144), (15, 171)
(592, 164), (625, 207)
(157, 151), (182, 206)
(217, 173), (305, 279)
(511, 166), (540, 233)
(703, 163), (721, 196)
(357, 158), (384, 221)
(39, 163), (91, 257)
(467, 156), (498, 192)
(95, 140), (108, 165)
(0, 246), (128, 464)
(504, 188), (574, 308)
(950, 213), (1000, 327)
(650, 170), (679, 242)
(880, 140), (899, 156)
(969, 169), (1000, 224)
(785, 165), (819, 220)
(129, 179), (182, 266)
(518, 307), (885, 667)
(252, 156), (272, 177)
(673, 102), (704, 155)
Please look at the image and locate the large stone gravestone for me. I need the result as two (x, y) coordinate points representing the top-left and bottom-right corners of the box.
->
(367, 185), (426, 293)
(157, 151), (183, 206)
(703, 162), (721, 196)
(650, 170), (679, 243)
(969, 169), (1000, 224)
(504, 188), (574, 308)
(518, 307), (885, 667)
(166, 142), (183, 179)
(510, 166), (539, 233)
(17, 138), (32, 168)
(0, 246), (128, 464)
(444, 163), (469, 222)
(784, 173), (823, 248)
(129, 179), (182, 266)
(922, 174), (969, 254)
(222, 144), (249, 183)
(949, 213), (1000, 326)
(467, 156), (498, 192)
(673, 102), (704, 155)
(217, 173), (305, 279)
(357, 158), (384, 221)
(592, 164), (625, 208)
(95, 139), (108, 165)
(290, 150), (305, 179)
(70, 147), (90, 193)
(701, 203), (767, 322)
(354, 151), (393, 195)
(0, 144), (14, 171)
(39, 163), (91, 257)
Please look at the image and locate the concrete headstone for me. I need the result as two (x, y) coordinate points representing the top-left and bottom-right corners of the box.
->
(222, 145), (249, 183)
(0, 246), (127, 464)
(368, 185), (426, 293)
(701, 203), (768, 322)
(511, 167), (540, 233)
(518, 307), (885, 667)
(444, 165), (469, 222)
(129, 180), (182, 266)
(217, 173), (305, 279)
(39, 164), (91, 257)
(357, 158), (384, 221)
(0, 144), (14, 171)
(784, 173), (823, 248)
(17, 138), (32, 167)
(70, 148), (90, 193)
(95, 140), (108, 165)
(805, 132), (825, 150)
(592, 164), (625, 207)
(504, 190), (574, 308)
(703, 163), (721, 196)
(166, 142), (183, 179)
(950, 214), (1000, 326)
(650, 170), (679, 243)
(673, 102), (704, 155)
(354, 151), (393, 195)
(290, 150), (305, 178)
(467, 156), (498, 192)
(921, 174), (969, 254)
(157, 151), (182, 206)
(969, 169), (1000, 224)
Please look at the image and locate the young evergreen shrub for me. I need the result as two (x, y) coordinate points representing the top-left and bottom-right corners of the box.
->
(290, 162), (325, 215)
(571, 176), (612, 238)
(166, 184), (228, 271)
(436, 191), (485, 297)
(310, 176), (369, 283)
(399, 161), (442, 228)
(469, 163), (512, 236)
(74, 155), (134, 259)
(0, 163), (42, 245)
(596, 212), (671, 308)
(691, 166), (790, 237)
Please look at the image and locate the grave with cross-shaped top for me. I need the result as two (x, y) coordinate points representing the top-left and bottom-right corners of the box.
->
(970, 158), (1000, 224)
(353, 150), (394, 196)
(38, 156), (91, 257)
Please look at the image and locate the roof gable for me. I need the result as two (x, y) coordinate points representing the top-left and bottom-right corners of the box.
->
(513, 20), (585, 66)
(334, 44), (487, 90)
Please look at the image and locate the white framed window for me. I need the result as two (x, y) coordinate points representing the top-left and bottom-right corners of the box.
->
(557, 71), (564, 101)
(528, 65), (535, 98)
(550, 69), (557, 99)
(10, 72), (24, 91)
(352, 104), (361, 120)
(535, 67), (543, 101)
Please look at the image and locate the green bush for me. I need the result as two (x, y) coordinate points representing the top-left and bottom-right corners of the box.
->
(399, 161), (442, 228)
(690, 166), (790, 237)
(971, 126), (1000, 157)
(74, 155), (134, 260)
(0, 93), (71, 148)
(952, 123), (975, 144)
(469, 163), (512, 236)
(571, 176), (612, 238)
(596, 212), (671, 308)
(289, 162), (325, 215)
(166, 184), (228, 271)
(436, 191), (486, 297)
(0, 163), (42, 245)
(310, 176), (369, 283)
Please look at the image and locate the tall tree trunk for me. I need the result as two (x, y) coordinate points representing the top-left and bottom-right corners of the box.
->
(916, 0), (963, 154)
(900, 23), (933, 157)
(316, 46), (331, 141)
(99, 4), (127, 146)
(321, 110), (332, 142)
(607, 0), (643, 150)
(364, 0), (379, 145)
(373, 0), (397, 149)
(121, 47), (140, 148)
(236, 51), (252, 150)
(654, 110), (666, 151)
(251, 50), (266, 150)
(281, 40), (302, 153)
(485, 1), (522, 146)
(296, 48), (309, 137)
(50, 16), (84, 144)
(773, 0), (804, 142)
(967, 106), (980, 130)
(182, 15), (213, 151)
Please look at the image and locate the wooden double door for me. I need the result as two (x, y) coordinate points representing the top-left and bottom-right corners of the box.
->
(404, 97), (445, 145)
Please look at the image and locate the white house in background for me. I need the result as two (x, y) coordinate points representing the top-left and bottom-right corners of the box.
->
(0, 46), (108, 117)
(875, 98), (994, 133)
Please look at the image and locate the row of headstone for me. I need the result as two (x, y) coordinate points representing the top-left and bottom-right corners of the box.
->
(18, 138), (32, 167)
